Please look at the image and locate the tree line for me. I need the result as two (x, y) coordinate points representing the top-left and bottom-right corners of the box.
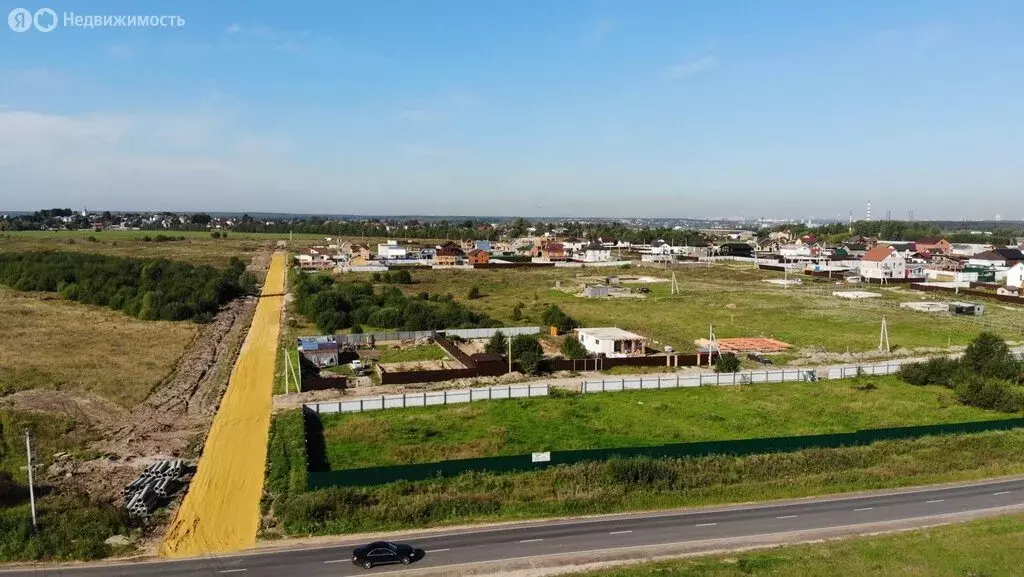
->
(294, 272), (498, 334)
(0, 252), (259, 322)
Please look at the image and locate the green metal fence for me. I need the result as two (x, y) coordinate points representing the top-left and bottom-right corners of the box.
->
(306, 417), (1024, 490)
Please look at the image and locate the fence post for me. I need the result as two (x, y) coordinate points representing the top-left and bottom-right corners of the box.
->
(444, 390), (447, 405)
(403, 394), (406, 408)
(360, 399), (364, 412)
(508, 385), (512, 398)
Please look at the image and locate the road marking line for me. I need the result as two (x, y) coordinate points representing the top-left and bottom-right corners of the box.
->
(219, 570), (247, 574)
(854, 507), (874, 511)
(776, 515), (798, 519)
(695, 522), (718, 527)
(323, 559), (346, 564)
(926, 499), (945, 504)
(993, 491), (1011, 496)
(608, 530), (632, 535)
(426, 548), (451, 553)
(519, 538), (544, 543)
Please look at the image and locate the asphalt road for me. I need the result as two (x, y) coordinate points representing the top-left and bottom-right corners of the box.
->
(5, 477), (1023, 576)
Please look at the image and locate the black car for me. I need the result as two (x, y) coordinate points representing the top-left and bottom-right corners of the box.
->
(351, 541), (416, 569)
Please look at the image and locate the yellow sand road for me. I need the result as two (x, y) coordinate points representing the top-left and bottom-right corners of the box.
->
(160, 252), (287, 558)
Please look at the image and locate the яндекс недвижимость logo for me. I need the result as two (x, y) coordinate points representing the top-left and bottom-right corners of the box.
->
(8, 7), (184, 32)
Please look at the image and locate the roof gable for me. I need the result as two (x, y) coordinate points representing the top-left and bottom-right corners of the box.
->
(862, 245), (899, 262)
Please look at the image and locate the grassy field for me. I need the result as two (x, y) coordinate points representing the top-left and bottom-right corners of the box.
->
(0, 230), (295, 267)
(275, 427), (1024, 535)
(0, 286), (197, 406)
(319, 377), (1007, 469)
(373, 265), (1024, 354)
(377, 345), (449, 364)
(577, 513), (1024, 577)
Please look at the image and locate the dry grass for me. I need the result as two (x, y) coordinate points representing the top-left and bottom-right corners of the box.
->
(0, 286), (197, 407)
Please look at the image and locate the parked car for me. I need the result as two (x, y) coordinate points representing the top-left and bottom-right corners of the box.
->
(352, 541), (417, 569)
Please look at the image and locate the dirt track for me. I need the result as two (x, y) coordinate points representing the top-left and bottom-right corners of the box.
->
(160, 252), (286, 558)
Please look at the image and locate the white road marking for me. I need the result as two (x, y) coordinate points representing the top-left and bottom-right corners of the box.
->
(608, 530), (632, 535)
(854, 507), (874, 511)
(519, 538), (544, 543)
(993, 491), (1011, 496)
(926, 499), (945, 504)
(695, 522), (718, 527)
(776, 515), (798, 519)
(323, 559), (346, 564)
(219, 570), (247, 574)
(426, 548), (451, 553)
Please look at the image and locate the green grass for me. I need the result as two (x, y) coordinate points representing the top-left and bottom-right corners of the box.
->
(576, 513), (1024, 576)
(263, 411), (308, 512)
(319, 377), (1007, 469)
(275, 428), (1024, 535)
(0, 410), (127, 561)
(377, 345), (448, 364)
(394, 265), (1024, 354)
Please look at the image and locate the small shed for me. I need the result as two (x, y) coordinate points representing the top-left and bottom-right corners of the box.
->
(297, 338), (340, 367)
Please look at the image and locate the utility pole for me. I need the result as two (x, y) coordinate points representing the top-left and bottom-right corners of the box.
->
(879, 317), (890, 354)
(24, 429), (37, 530)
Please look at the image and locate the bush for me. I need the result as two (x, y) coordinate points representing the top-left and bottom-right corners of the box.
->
(467, 285), (481, 299)
(371, 272), (382, 282)
(511, 303), (523, 321)
(86, 236), (97, 243)
(511, 335), (544, 374)
(211, 231), (221, 239)
(540, 305), (578, 334)
(899, 357), (960, 388)
(962, 332), (1022, 382)
(955, 376), (1024, 413)
(485, 330), (507, 355)
(714, 353), (742, 373)
(560, 336), (588, 360)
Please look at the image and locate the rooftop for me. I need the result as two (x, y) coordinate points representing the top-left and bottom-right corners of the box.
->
(576, 327), (648, 341)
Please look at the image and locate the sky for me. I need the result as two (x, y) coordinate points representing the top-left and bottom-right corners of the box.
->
(1, 0), (1023, 219)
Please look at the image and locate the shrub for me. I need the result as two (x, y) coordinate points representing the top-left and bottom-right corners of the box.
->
(511, 335), (544, 374)
(511, 303), (523, 321)
(899, 357), (960, 388)
(540, 305), (578, 334)
(210, 231), (221, 239)
(560, 336), (588, 360)
(467, 285), (481, 299)
(485, 331), (508, 355)
(962, 332), (1021, 382)
(714, 353), (742, 373)
(86, 236), (97, 243)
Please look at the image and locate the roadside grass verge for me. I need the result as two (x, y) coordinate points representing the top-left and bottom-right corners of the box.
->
(275, 428), (1024, 535)
(577, 513), (1024, 576)
(319, 377), (1006, 468)
(0, 410), (127, 561)
(261, 410), (309, 534)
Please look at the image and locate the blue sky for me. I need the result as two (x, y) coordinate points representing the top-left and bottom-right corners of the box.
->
(1, 0), (1022, 219)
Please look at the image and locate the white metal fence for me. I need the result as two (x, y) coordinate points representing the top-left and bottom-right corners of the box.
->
(304, 383), (549, 414)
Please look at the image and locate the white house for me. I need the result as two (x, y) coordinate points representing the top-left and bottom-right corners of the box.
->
(779, 244), (813, 258)
(575, 327), (648, 358)
(1008, 262), (1024, 289)
(859, 245), (907, 280)
(377, 240), (407, 259)
(580, 243), (612, 262)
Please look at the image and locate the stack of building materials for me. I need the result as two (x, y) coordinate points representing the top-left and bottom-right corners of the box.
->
(122, 459), (185, 519)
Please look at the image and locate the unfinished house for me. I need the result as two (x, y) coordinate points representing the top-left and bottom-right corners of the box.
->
(575, 327), (648, 357)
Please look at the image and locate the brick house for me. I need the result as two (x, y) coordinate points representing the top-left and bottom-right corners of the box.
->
(466, 248), (490, 265)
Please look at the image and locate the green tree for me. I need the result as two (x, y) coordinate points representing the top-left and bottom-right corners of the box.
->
(238, 272), (260, 295)
(714, 353), (742, 373)
(511, 334), (544, 374)
(485, 330), (508, 355)
(962, 332), (1021, 382)
(315, 310), (346, 334)
(560, 335), (588, 359)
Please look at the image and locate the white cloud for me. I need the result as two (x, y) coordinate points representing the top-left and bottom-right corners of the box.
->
(667, 55), (718, 80)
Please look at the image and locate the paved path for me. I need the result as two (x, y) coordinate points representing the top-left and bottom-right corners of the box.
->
(7, 477), (1023, 576)
(159, 252), (287, 558)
